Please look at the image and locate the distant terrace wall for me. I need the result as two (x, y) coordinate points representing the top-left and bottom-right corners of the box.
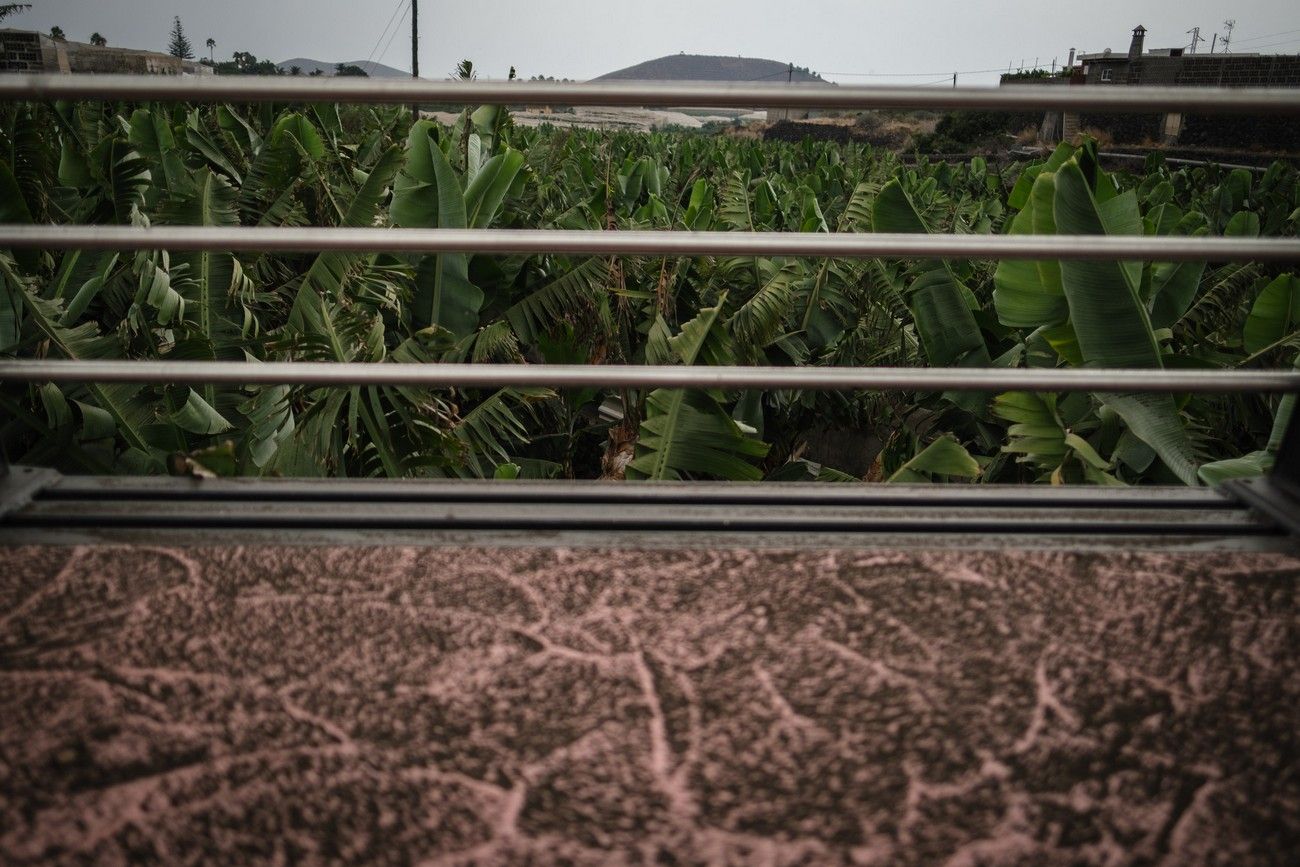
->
(62, 43), (184, 75)
(1, 29), (207, 75)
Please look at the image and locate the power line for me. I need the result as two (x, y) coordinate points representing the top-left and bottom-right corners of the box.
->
(823, 66), (1009, 78)
(746, 68), (793, 81)
(1231, 27), (1300, 46)
(363, 0), (407, 69)
(377, 2), (411, 66)
(1230, 37), (1300, 53)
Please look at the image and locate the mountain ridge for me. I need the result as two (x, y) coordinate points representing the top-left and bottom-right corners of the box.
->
(595, 54), (828, 83)
(276, 58), (409, 77)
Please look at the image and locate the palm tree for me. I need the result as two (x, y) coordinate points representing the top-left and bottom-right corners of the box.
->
(0, 4), (31, 24)
(48, 25), (65, 41)
(290, 65), (302, 76)
(89, 32), (107, 47)
(206, 37), (215, 63)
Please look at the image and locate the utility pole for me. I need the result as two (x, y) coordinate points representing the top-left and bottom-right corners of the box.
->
(787, 62), (793, 83)
(1210, 33), (1218, 54)
(1186, 26), (1204, 54)
(411, 0), (419, 123)
(952, 72), (957, 88)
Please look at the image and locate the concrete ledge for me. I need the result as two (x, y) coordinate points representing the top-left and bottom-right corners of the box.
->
(2, 544), (1297, 863)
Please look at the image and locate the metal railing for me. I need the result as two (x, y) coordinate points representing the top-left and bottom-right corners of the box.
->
(0, 360), (1296, 394)
(1, 75), (1299, 493)
(1, 225), (1298, 263)
(3, 74), (1300, 113)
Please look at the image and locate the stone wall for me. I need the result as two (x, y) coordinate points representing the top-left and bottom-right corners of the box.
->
(1084, 54), (1300, 88)
(1167, 54), (1300, 87)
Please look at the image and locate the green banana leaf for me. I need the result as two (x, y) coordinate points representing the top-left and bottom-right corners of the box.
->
(887, 436), (981, 483)
(993, 170), (1066, 328)
(1198, 355), (1298, 484)
(1053, 160), (1199, 485)
(391, 122), (483, 337)
(159, 169), (242, 386)
(464, 148), (525, 229)
(626, 298), (770, 481)
(872, 178), (991, 413)
(993, 391), (1117, 483)
(287, 144), (404, 330)
(18, 289), (156, 461)
(1243, 273), (1299, 356)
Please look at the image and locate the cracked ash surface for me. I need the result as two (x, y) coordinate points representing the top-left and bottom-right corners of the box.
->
(0, 545), (1297, 865)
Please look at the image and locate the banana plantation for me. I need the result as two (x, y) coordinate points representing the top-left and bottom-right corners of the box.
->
(1, 99), (1297, 485)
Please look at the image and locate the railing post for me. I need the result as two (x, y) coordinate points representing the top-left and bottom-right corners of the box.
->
(1274, 401), (1300, 491)
(1224, 407), (1300, 535)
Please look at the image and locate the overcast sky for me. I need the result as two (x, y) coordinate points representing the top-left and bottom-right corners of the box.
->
(10, 1), (1299, 85)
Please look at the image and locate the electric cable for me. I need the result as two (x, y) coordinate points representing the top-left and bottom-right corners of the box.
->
(376, 2), (412, 67)
(362, 0), (408, 70)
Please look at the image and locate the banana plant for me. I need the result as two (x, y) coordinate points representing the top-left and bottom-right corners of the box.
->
(992, 143), (1200, 485)
(625, 297), (770, 480)
(390, 120), (524, 338)
(872, 175), (992, 415)
(3, 98), (1295, 486)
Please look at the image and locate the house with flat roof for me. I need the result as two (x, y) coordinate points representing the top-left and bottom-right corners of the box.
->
(1018, 25), (1300, 145)
(1077, 25), (1300, 88)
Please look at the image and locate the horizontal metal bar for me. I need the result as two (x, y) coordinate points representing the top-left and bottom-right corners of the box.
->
(40, 474), (1232, 509)
(2, 75), (1299, 114)
(1098, 152), (1272, 173)
(3, 360), (1298, 393)
(3, 226), (1299, 262)
(8, 499), (1267, 537)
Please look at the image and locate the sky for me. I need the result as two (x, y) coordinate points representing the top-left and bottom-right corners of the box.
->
(9, 1), (1299, 85)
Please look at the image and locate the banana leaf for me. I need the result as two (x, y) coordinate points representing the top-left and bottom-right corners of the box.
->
(1243, 273), (1299, 356)
(392, 122), (482, 337)
(287, 144), (404, 330)
(993, 171), (1066, 328)
(873, 179), (991, 413)
(1053, 160), (1199, 485)
(887, 436), (981, 483)
(626, 298), (770, 481)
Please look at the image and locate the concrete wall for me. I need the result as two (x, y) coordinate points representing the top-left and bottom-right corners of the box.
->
(766, 107), (814, 122)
